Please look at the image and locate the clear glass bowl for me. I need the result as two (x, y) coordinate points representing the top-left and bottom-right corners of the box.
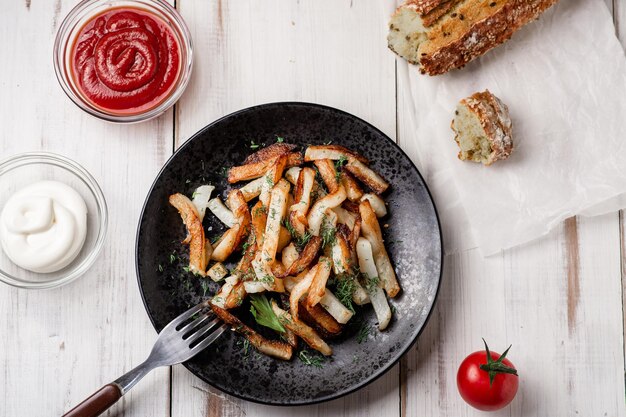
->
(0, 153), (108, 289)
(53, 0), (193, 123)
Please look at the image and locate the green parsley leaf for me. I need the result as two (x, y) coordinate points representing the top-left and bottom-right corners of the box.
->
(249, 294), (285, 333)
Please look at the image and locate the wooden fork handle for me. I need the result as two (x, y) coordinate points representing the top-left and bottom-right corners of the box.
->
(62, 383), (122, 417)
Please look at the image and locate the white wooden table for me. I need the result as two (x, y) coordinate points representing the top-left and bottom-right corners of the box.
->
(1, 1), (625, 416)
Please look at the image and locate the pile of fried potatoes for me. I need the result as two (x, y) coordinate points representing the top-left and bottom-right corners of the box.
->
(169, 143), (401, 360)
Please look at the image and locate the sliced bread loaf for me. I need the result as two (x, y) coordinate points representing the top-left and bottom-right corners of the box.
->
(388, 0), (558, 75)
(451, 90), (513, 166)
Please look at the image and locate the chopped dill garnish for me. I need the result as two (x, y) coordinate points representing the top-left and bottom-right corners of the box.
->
(210, 234), (222, 244)
(320, 216), (336, 249)
(157, 264), (163, 272)
(356, 322), (371, 344)
(182, 266), (190, 273)
(169, 253), (177, 264)
(276, 136), (284, 143)
(237, 338), (251, 359)
(219, 167), (229, 178)
(254, 205), (268, 216)
(323, 140), (333, 145)
(364, 274), (380, 293)
(298, 350), (325, 368)
(334, 155), (348, 180)
(283, 218), (311, 250)
(250, 140), (261, 149)
(334, 274), (356, 313)
(200, 280), (210, 297)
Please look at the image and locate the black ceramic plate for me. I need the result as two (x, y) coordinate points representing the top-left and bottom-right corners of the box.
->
(136, 102), (442, 405)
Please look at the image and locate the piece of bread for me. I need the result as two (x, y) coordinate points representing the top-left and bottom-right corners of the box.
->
(451, 90), (512, 166)
(388, 0), (558, 75)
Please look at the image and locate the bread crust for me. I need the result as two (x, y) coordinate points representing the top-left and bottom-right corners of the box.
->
(452, 90), (513, 165)
(419, 0), (558, 75)
(406, 0), (451, 15)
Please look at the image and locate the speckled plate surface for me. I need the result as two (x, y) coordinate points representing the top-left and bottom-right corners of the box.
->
(136, 102), (443, 405)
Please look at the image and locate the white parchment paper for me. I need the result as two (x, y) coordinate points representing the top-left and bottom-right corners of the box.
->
(397, 0), (626, 255)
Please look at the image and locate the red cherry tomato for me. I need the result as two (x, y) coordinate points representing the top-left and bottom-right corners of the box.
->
(457, 340), (519, 411)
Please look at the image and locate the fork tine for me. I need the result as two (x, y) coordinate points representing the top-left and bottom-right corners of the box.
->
(178, 314), (210, 336)
(187, 318), (222, 345)
(189, 324), (229, 354)
(162, 302), (211, 331)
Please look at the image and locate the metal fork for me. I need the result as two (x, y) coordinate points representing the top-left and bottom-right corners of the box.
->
(63, 301), (228, 417)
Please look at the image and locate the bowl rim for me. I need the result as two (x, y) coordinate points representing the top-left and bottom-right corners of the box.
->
(134, 101), (445, 405)
(0, 152), (108, 289)
(53, 0), (194, 124)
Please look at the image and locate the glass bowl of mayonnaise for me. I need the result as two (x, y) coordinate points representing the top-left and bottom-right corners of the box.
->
(0, 153), (107, 289)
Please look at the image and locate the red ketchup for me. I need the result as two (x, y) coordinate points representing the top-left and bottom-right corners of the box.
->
(71, 8), (181, 115)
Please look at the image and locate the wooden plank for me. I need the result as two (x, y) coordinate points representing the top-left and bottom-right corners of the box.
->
(396, 21), (626, 417)
(0, 1), (172, 416)
(172, 0), (397, 416)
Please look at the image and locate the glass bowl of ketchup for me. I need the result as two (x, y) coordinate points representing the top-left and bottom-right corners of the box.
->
(54, 0), (193, 123)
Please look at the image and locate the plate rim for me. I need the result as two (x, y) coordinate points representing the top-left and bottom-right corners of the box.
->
(135, 101), (444, 406)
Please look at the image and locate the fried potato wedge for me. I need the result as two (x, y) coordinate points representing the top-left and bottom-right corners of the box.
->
(314, 159), (339, 193)
(307, 185), (347, 236)
(207, 262), (228, 282)
(284, 166), (302, 185)
(211, 190), (251, 262)
(208, 198), (236, 227)
(298, 302), (343, 338)
(169, 193), (208, 276)
(276, 235), (321, 278)
(339, 172), (364, 202)
(243, 142), (297, 165)
(281, 243), (299, 270)
(319, 290), (354, 324)
(224, 281), (246, 309)
(359, 200), (400, 297)
(259, 154), (288, 207)
(228, 153), (301, 184)
(271, 300), (332, 356)
(361, 193), (387, 217)
(306, 257), (332, 307)
(288, 167), (315, 237)
(260, 179), (290, 264)
(211, 304), (293, 360)
(332, 206), (357, 230)
(250, 201), (267, 248)
(356, 237), (391, 330)
(191, 185), (215, 221)
(331, 234), (369, 305)
(344, 159), (389, 194)
(304, 145), (368, 164)
(240, 177), (265, 202)
(277, 226), (292, 253)
(211, 275), (239, 308)
(289, 265), (318, 320)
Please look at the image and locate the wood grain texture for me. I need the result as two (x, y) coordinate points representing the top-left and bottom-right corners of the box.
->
(172, 1), (397, 416)
(0, 1), (172, 416)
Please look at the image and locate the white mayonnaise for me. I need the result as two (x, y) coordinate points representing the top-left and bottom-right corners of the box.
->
(0, 181), (88, 273)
